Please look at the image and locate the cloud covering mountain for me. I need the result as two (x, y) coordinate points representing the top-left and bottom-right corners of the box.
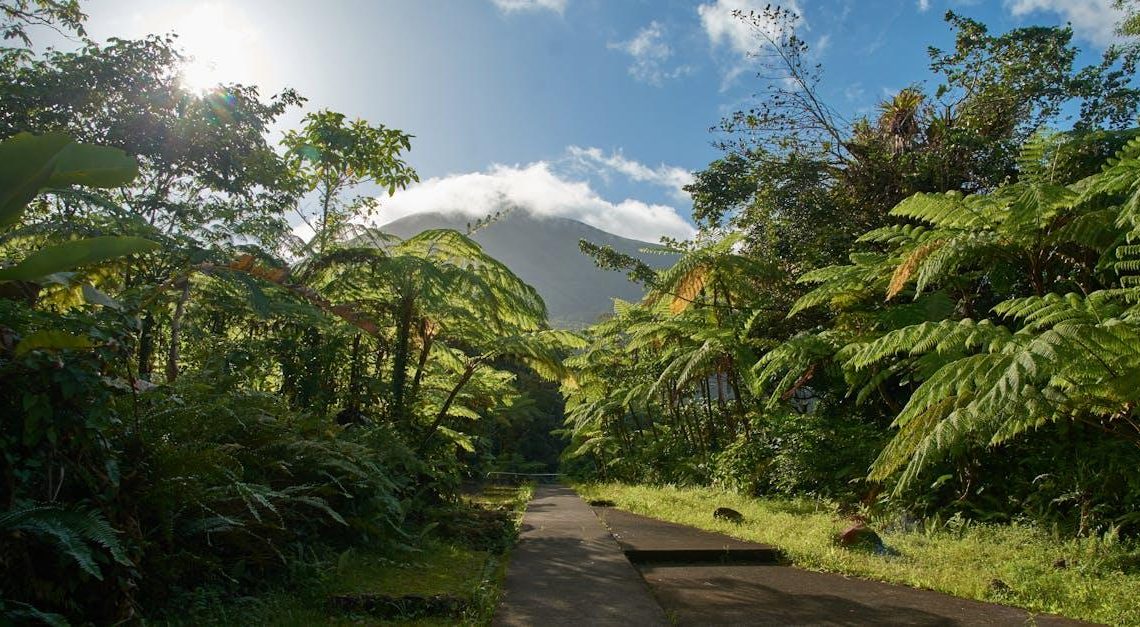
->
(367, 149), (697, 242)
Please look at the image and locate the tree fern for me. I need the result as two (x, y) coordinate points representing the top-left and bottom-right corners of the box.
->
(0, 503), (131, 580)
(752, 330), (846, 406)
(754, 131), (1140, 493)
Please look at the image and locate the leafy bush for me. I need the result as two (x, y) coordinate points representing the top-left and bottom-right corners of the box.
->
(0, 301), (140, 620)
(711, 410), (885, 500)
(125, 377), (417, 610)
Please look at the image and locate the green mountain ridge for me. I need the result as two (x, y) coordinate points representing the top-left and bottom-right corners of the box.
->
(377, 210), (675, 328)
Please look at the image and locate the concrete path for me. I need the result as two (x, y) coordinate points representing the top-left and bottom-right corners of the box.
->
(493, 485), (668, 626)
(596, 507), (1092, 626)
(597, 507), (782, 564)
(496, 489), (1093, 626)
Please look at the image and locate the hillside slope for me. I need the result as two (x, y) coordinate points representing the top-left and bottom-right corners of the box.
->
(377, 211), (674, 328)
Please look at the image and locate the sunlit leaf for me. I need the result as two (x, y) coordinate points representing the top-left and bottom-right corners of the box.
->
(0, 133), (137, 229)
(0, 236), (158, 282)
(15, 330), (94, 356)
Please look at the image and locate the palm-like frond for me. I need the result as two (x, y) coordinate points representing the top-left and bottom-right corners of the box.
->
(0, 503), (131, 579)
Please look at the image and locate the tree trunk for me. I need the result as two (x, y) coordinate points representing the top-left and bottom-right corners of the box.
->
(318, 182), (333, 254)
(729, 363), (751, 439)
(137, 312), (155, 380)
(416, 363), (477, 454)
(716, 369), (728, 414)
(408, 323), (435, 410)
(373, 340), (387, 405)
(701, 378), (719, 449)
(628, 407), (646, 438)
(347, 333), (362, 411)
(164, 278), (191, 383)
(390, 294), (415, 425)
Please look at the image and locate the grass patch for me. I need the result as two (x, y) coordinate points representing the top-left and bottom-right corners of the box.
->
(158, 483), (533, 626)
(185, 543), (488, 626)
(577, 482), (1140, 626)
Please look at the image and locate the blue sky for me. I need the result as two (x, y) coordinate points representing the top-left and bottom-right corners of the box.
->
(67, 0), (1129, 241)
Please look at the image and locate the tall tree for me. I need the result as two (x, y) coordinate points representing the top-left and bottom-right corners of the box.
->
(282, 110), (418, 254)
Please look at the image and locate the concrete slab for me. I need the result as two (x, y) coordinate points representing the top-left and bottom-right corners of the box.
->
(594, 507), (783, 564)
(595, 507), (1091, 626)
(640, 563), (1091, 626)
(493, 485), (668, 626)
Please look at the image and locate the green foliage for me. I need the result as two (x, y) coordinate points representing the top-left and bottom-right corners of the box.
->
(130, 379), (412, 603)
(0, 235), (157, 280)
(1, 1), (86, 49)
(0, 17), (555, 625)
(7, 4), (1140, 623)
(1, 35), (305, 248)
(735, 131), (1140, 532)
(0, 132), (155, 295)
(570, 5), (1140, 561)
(161, 484), (532, 626)
(0, 132), (137, 227)
(283, 110), (418, 253)
(0, 503), (130, 579)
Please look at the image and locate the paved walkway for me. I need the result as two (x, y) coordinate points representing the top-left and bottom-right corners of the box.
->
(493, 485), (668, 626)
(597, 507), (1090, 626)
(597, 506), (782, 564)
(496, 486), (1095, 626)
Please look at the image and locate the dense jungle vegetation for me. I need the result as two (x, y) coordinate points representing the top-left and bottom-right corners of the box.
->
(7, 0), (1140, 623)
(568, 4), (1140, 541)
(0, 2), (570, 623)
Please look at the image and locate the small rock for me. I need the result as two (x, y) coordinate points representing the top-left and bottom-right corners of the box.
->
(1053, 557), (1067, 570)
(714, 507), (744, 523)
(838, 524), (883, 549)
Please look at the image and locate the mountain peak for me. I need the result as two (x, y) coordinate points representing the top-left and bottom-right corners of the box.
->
(378, 210), (672, 328)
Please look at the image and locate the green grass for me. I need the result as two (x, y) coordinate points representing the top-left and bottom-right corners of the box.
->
(577, 482), (1140, 626)
(169, 543), (484, 627)
(158, 483), (533, 626)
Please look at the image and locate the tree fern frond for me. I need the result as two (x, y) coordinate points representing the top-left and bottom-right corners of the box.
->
(994, 292), (1121, 329)
(890, 192), (993, 229)
(1049, 207), (1123, 253)
(0, 503), (131, 579)
(846, 319), (1009, 371)
(752, 331), (844, 406)
(857, 223), (931, 245)
(886, 242), (934, 301)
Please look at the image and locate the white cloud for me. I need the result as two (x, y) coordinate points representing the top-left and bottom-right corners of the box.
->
(698, 0), (803, 57)
(1005, 0), (1123, 46)
(371, 161), (696, 242)
(814, 34), (831, 56)
(698, 0), (806, 89)
(490, 0), (567, 14)
(292, 221), (315, 246)
(565, 146), (694, 202)
(917, 0), (931, 12)
(608, 22), (694, 86)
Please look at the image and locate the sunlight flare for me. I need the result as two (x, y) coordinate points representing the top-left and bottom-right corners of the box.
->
(172, 2), (263, 92)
